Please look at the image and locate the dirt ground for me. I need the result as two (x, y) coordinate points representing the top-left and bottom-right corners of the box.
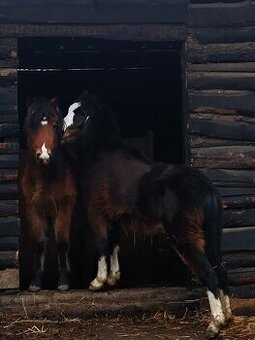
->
(1, 311), (255, 340)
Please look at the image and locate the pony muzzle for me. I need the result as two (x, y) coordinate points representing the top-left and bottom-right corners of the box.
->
(36, 151), (52, 164)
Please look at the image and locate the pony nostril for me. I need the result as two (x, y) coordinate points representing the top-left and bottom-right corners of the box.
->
(36, 153), (41, 161)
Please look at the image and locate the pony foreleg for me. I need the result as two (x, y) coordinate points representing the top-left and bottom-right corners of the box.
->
(107, 245), (121, 287)
(89, 255), (108, 291)
(55, 204), (73, 291)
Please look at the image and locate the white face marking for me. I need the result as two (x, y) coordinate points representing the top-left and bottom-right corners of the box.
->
(207, 290), (225, 325)
(63, 102), (81, 130)
(39, 143), (51, 163)
(41, 117), (48, 126)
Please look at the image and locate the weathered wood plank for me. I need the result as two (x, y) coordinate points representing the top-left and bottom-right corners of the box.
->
(0, 268), (19, 289)
(0, 154), (18, 168)
(189, 62), (255, 73)
(0, 183), (18, 199)
(0, 0), (187, 5)
(0, 251), (18, 270)
(0, 236), (19, 251)
(0, 169), (17, 183)
(190, 113), (255, 141)
(0, 124), (19, 139)
(0, 143), (19, 154)
(190, 135), (255, 148)
(0, 38), (17, 67)
(0, 68), (17, 88)
(0, 23), (186, 41)
(188, 2), (254, 28)
(219, 187), (255, 197)
(0, 87), (17, 105)
(189, 26), (255, 44)
(188, 72), (255, 91)
(189, 90), (255, 115)
(222, 195), (255, 210)
(0, 217), (20, 237)
(222, 227), (255, 251)
(188, 41), (255, 64)
(223, 210), (255, 228)
(0, 200), (18, 218)
(0, 3), (187, 25)
(0, 113), (18, 123)
(228, 267), (255, 286)
(223, 252), (255, 270)
(200, 169), (255, 187)
(191, 146), (255, 169)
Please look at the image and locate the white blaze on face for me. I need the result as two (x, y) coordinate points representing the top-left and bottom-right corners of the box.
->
(63, 102), (81, 131)
(40, 143), (51, 163)
(41, 116), (48, 126)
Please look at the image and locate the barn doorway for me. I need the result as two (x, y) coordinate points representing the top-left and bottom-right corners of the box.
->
(18, 37), (186, 290)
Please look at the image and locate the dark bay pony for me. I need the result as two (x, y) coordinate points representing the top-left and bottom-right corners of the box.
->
(22, 97), (76, 291)
(63, 91), (232, 338)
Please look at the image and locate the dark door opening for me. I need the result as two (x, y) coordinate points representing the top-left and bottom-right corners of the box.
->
(18, 37), (186, 290)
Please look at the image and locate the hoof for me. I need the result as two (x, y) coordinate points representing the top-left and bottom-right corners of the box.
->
(107, 271), (121, 287)
(57, 284), (70, 291)
(206, 322), (220, 339)
(28, 284), (41, 292)
(89, 278), (105, 291)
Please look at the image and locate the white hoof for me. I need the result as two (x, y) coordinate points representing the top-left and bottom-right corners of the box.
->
(89, 277), (105, 291)
(107, 271), (121, 287)
(206, 321), (220, 339)
(28, 284), (41, 292)
(57, 284), (70, 291)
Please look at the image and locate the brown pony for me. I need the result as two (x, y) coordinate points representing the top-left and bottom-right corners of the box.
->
(63, 91), (232, 338)
(22, 97), (76, 291)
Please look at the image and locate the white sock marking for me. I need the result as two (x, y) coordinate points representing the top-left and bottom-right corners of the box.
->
(64, 102), (81, 130)
(110, 245), (120, 275)
(90, 256), (107, 290)
(219, 289), (232, 320)
(207, 290), (225, 325)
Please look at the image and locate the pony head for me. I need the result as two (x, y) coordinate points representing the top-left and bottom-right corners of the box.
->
(25, 97), (63, 164)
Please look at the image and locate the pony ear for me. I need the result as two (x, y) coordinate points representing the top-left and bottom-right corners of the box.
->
(26, 96), (35, 109)
(49, 97), (60, 112)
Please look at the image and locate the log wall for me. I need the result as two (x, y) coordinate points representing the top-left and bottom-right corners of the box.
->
(0, 38), (19, 289)
(187, 0), (255, 289)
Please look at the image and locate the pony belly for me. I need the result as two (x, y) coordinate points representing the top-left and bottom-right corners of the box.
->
(31, 192), (57, 218)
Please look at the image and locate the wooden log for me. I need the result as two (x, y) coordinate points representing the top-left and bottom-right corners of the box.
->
(223, 252), (255, 270)
(219, 187), (255, 197)
(188, 72), (255, 91)
(190, 135), (255, 148)
(222, 227), (255, 251)
(189, 62), (255, 73)
(191, 146), (255, 169)
(0, 183), (18, 199)
(222, 195), (255, 210)
(190, 115), (255, 141)
(228, 267), (255, 286)
(0, 113), (18, 123)
(0, 200), (18, 217)
(0, 169), (18, 183)
(188, 2), (254, 28)
(0, 154), (18, 168)
(0, 88), (17, 105)
(0, 3), (187, 25)
(0, 217), (20, 237)
(189, 26), (255, 44)
(0, 236), (19, 251)
(0, 250), (18, 269)
(0, 268), (19, 289)
(0, 68), (17, 88)
(200, 169), (255, 188)
(223, 210), (255, 228)
(0, 23), (186, 41)
(0, 143), (19, 154)
(189, 90), (255, 115)
(0, 38), (17, 67)
(188, 41), (255, 64)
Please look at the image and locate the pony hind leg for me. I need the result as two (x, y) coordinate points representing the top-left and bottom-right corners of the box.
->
(107, 222), (121, 287)
(89, 236), (108, 291)
(173, 242), (225, 338)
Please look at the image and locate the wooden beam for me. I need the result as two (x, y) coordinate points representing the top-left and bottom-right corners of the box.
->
(200, 169), (255, 188)
(0, 87), (17, 105)
(0, 3), (187, 25)
(190, 135), (255, 148)
(223, 252), (255, 270)
(219, 187), (255, 197)
(0, 154), (18, 168)
(0, 38), (17, 67)
(0, 268), (19, 289)
(0, 24), (187, 41)
(228, 267), (255, 286)
(222, 195), (255, 210)
(0, 183), (18, 199)
(189, 62), (255, 73)
(188, 2), (254, 28)
(0, 217), (20, 237)
(0, 200), (18, 218)
(0, 236), (19, 251)
(223, 210), (255, 228)
(0, 143), (19, 154)
(189, 90), (255, 115)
